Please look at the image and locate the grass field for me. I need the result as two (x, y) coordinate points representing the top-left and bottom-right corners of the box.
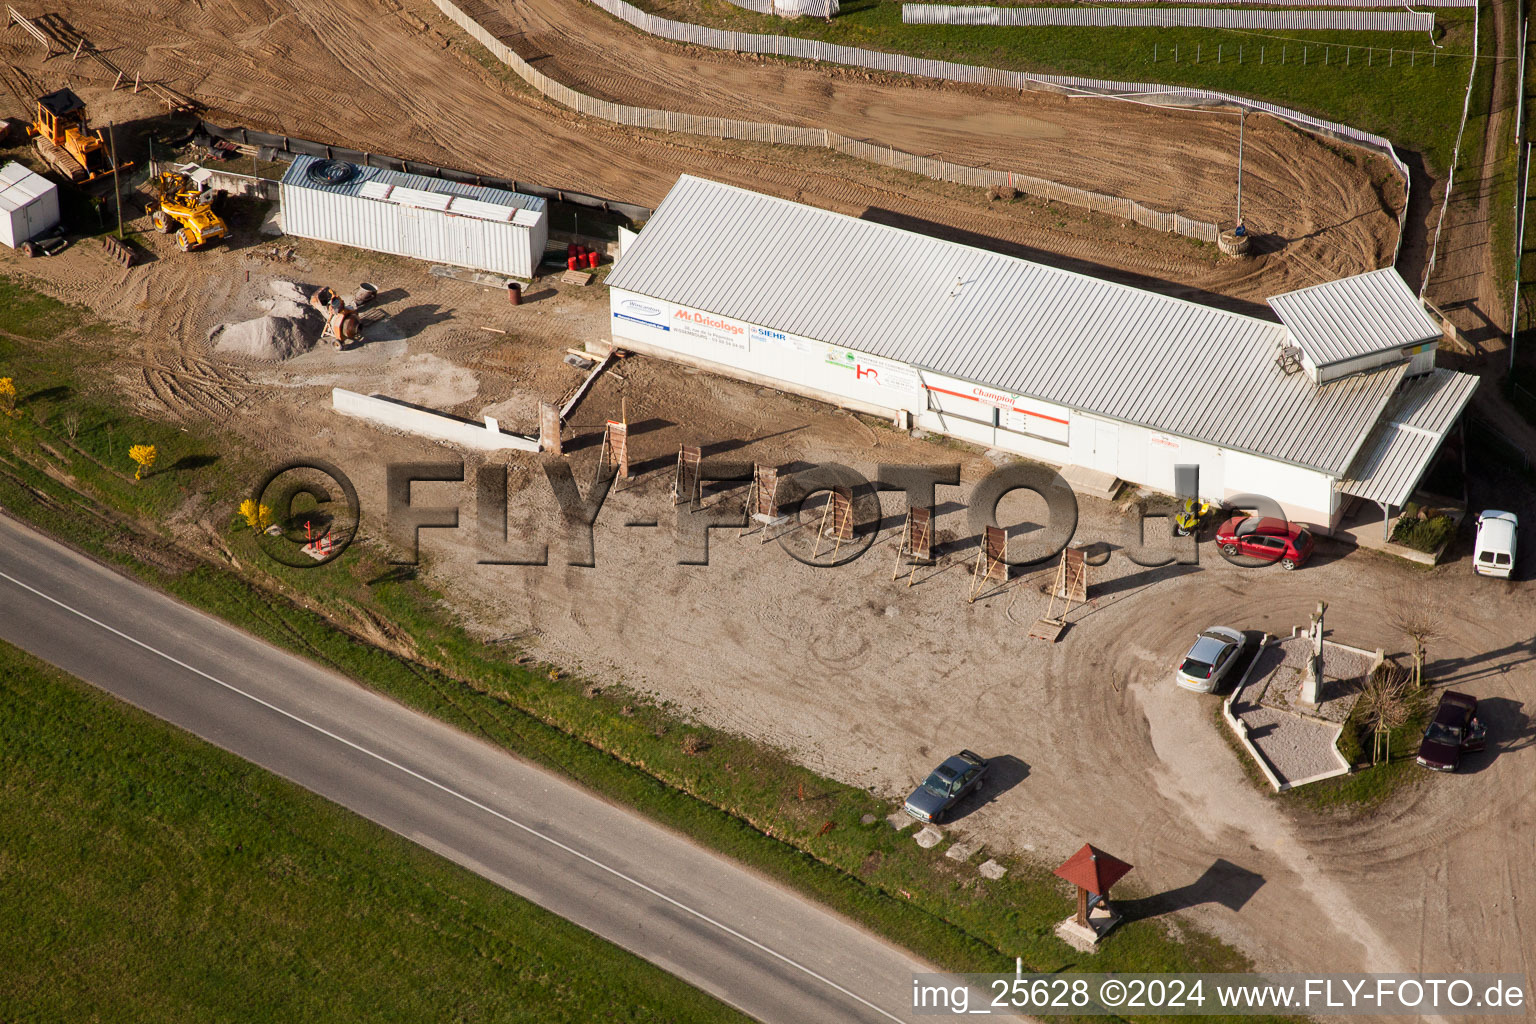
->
(629, 0), (1475, 169)
(0, 276), (1299, 1021)
(0, 641), (751, 1024)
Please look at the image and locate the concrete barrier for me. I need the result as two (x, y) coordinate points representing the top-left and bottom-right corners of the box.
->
(332, 388), (540, 451)
(149, 160), (281, 201)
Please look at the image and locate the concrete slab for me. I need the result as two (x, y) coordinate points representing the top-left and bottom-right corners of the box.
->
(1060, 464), (1122, 500)
(1055, 917), (1101, 953)
(945, 839), (981, 862)
(914, 826), (944, 849)
(978, 859), (1007, 880)
(887, 811), (914, 831)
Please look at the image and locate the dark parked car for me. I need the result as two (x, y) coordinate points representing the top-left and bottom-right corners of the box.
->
(1214, 515), (1315, 570)
(904, 750), (989, 823)
(1416, 691), (1487, 772)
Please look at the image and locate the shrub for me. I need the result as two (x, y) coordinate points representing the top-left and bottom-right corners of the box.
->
(1390, 504), (1455, 553)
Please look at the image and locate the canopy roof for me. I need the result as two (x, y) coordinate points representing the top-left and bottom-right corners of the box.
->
(1339, 368), (1479, 507)
(1054, 844), (1133, 895)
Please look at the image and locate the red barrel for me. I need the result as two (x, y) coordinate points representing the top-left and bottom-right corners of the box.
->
(508, 282), (522, 305)
(586, 251), (599, 269)
(567, 256), (579, 271)
(567, 242), (578, 257)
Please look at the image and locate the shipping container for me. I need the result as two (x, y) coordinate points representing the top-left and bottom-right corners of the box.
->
(279, 155), (548, 279)
(0, 162), (60, 249)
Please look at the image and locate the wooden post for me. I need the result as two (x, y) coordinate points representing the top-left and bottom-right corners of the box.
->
(538, 402), (562, 455)
(1076, 887), (1089, 927)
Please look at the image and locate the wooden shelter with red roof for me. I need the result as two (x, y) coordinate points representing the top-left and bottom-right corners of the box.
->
(1054, 844), (1133, 934)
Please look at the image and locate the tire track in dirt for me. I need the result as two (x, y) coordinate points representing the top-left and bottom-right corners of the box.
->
(22, 0), (1390, 308)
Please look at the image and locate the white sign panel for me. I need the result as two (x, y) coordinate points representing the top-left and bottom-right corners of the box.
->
(670, 307), (750, 351)
(750, 324), (822, 357)
(612, 296), (749, 352)
(825, 348), (924, 396)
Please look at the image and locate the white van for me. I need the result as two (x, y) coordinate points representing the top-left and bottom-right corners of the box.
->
(1473, 510), (1518, 578)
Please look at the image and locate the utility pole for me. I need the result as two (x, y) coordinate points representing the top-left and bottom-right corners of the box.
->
(109, 120), (123, 240)
(1235, 110), (1246, 229)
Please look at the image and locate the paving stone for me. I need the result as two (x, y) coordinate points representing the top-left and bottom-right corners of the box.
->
(978, 859), (1007, 880)
(887, 811), (915, 831)
(914, 826), (944, 849)
(860, 813), (877, 825)
(945, 840), (982, 862)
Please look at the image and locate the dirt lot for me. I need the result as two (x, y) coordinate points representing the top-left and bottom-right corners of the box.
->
(477, 0), (1400, 277)
(3, 196), (1531, 1000)
(0, 0), (1522, 999)
(0, 0), (1398, 309)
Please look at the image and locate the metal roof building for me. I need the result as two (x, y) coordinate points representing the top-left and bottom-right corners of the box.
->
(279, 154), (548, 278)
(1269, 269), (1442, 383)
(607, 175), (1478, 532)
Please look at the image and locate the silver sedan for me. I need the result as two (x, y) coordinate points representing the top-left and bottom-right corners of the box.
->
(1175, 626), (1246, 693)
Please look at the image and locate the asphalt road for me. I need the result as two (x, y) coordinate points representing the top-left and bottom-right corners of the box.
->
(0, 514), (943, 1023)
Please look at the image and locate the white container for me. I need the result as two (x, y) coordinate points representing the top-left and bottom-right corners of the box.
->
(0, 161), (60, 248)
(279, 155), (548, 279)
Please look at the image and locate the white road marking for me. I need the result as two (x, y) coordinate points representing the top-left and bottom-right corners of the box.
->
(0, 568), (907, 1024)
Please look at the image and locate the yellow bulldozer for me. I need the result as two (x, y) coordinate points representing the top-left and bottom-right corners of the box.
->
(28, 88), (132, 184)
(145, 169), (228, 252)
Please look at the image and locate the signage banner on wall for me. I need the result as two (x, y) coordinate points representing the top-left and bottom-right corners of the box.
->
(612, 296), (751, 351)
(671, 307), (749, 351)
(1150, 432), (1182, 450)
(826, 348), (923, 395)
(970, 385), (1014, 409)
(751, 324), (821, 357)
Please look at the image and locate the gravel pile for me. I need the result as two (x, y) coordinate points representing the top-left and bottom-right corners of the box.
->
(208, 280), (322, 360)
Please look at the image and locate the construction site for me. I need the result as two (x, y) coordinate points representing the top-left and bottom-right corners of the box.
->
(3, 0), (1535, 1012)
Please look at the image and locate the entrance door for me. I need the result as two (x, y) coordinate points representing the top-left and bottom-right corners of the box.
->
(1091, 420), (1119, 476)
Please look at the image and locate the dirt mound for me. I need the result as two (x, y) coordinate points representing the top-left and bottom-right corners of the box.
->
(208, 279), (324, 360)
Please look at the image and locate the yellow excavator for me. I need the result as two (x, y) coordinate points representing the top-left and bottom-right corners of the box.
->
(145, 168), (228, 252)
(28, 88), (131, 184)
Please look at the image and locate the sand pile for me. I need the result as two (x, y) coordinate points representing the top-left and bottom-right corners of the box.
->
(209, 280), (323, 360)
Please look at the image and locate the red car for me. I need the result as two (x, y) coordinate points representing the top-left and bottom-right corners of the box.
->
(1214, 515), (1314, 570)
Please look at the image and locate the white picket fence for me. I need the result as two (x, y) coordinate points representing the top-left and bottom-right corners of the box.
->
(431, 0), (1222, 242)
(723, 0), (839, 15)
(569, 0), (1414, 264)
(947, 0), (1472, 6)
(902, 4), (1435, 31)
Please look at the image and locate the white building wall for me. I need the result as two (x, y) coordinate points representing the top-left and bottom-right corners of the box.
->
(1223, 450), (1335, 529)
(609, 287), (1342, 530)
(279, 184), (545, 278)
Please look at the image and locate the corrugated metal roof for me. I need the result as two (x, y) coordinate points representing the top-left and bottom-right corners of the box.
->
(0, 161), (54, 213)
(280, 154), (545, 215)
(608, 175), (1404, 474)
(1339, 368), (1479, 506)
(1268, 267), (1440, 367)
